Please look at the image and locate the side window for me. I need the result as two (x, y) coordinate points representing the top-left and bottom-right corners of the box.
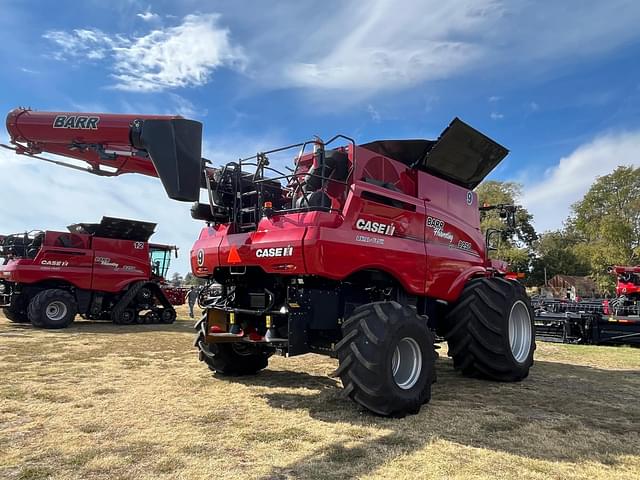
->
(150, 249), (171, 278)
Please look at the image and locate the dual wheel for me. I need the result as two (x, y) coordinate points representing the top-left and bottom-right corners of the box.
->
(335, 278), (535, 416)
(27, 289), (77, 329)
(4, 289), (81, 328)
(7, 289), (178, 329)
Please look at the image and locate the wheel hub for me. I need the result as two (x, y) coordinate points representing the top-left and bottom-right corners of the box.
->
(391, 337), (422, 390)
(45, 301), (67, 321)
(508, 300), (532, 363)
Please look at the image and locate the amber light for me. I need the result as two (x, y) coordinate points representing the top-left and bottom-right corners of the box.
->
(264, 201), (273, 208)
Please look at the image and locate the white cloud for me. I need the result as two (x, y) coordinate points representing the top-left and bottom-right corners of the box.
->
(167, 94), (207, 118)
(268, 0), (640, 95)
(366, 104), (381, 122)
(43, 14), (245, 92)
(283, 1), (492, 92)
(43, 28), (117, 61)
(490, 112), (504, 120)
(137, 9), (160, 22)
(522, 130), (640, 232)
(488, 95), (502, 102)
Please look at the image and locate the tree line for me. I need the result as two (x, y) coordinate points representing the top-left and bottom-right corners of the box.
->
(478, 166), (640, 293)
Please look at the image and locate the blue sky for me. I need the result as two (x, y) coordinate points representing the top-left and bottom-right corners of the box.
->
(1, 0), (640, 274)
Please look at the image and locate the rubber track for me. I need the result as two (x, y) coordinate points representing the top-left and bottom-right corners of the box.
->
(444, 277), (535, 381)
(111, 281), (175, 325)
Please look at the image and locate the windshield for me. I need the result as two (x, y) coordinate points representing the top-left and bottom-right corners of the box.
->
(150, 248), (171, 279)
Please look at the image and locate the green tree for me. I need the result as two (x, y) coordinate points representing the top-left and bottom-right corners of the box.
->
(528, 230), (590, 286)
(568, 165), (640, 292)
(170, 272), (184, 287)
(475, 181), (538, 275)
(184, 272), (206, 286)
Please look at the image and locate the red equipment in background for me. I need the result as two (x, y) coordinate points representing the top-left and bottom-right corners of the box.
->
(3, 107), (535, 417)
(608, 265), (640, 298)
(0, 217), (183, 328)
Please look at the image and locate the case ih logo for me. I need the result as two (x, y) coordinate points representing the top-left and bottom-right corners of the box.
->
(355, 218), (396, 236)
(41, 260), (69, 267)
(53, 115), (100, 130)
(255, 246), (294, 258)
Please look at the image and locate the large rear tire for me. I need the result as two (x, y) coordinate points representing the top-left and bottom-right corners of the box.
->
(27, 289), (77, 329)
(444, 277), (535, 381)
(335, 301), (437, 417)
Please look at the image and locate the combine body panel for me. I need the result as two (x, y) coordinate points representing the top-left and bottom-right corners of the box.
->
(191, 148), (487, 301)
(3, 108), (536, 417)
(0, 217), (181, 328)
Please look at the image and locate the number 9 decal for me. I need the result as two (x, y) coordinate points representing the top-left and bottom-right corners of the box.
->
(466, 191), (473, 205)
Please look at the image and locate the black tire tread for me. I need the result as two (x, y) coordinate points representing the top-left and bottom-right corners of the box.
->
(194, 319), (270, 376)
(336, 301), (437, 417)
(444, 278), (536, 382)
(27, 289), (77, 329)
(3, 306), (29, 323)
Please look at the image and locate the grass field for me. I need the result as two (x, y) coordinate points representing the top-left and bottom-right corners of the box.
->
(1, 306), (639, 480)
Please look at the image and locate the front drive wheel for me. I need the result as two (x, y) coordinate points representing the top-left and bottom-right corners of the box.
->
(444, 277), (535, 381)
(335, 301), (437, 417)
(27, 289), (77, 329)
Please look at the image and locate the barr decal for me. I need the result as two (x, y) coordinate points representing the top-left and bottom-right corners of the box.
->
(53, 115), (100, 130)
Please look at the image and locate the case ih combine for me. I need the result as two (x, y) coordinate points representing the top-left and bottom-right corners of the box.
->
(3, 107), (536, 416)
(0, 216), (182, 328)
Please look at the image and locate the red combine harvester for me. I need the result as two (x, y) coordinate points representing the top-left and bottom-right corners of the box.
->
(3, 107), (535, 416)
(0, 216), (183, 328)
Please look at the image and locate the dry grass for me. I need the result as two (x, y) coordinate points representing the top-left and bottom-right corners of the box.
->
(1, 305), (639, 480)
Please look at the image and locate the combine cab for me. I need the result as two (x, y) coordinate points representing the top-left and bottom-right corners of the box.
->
(0, 216), (182, 328)
(3, 108), (536, 416)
